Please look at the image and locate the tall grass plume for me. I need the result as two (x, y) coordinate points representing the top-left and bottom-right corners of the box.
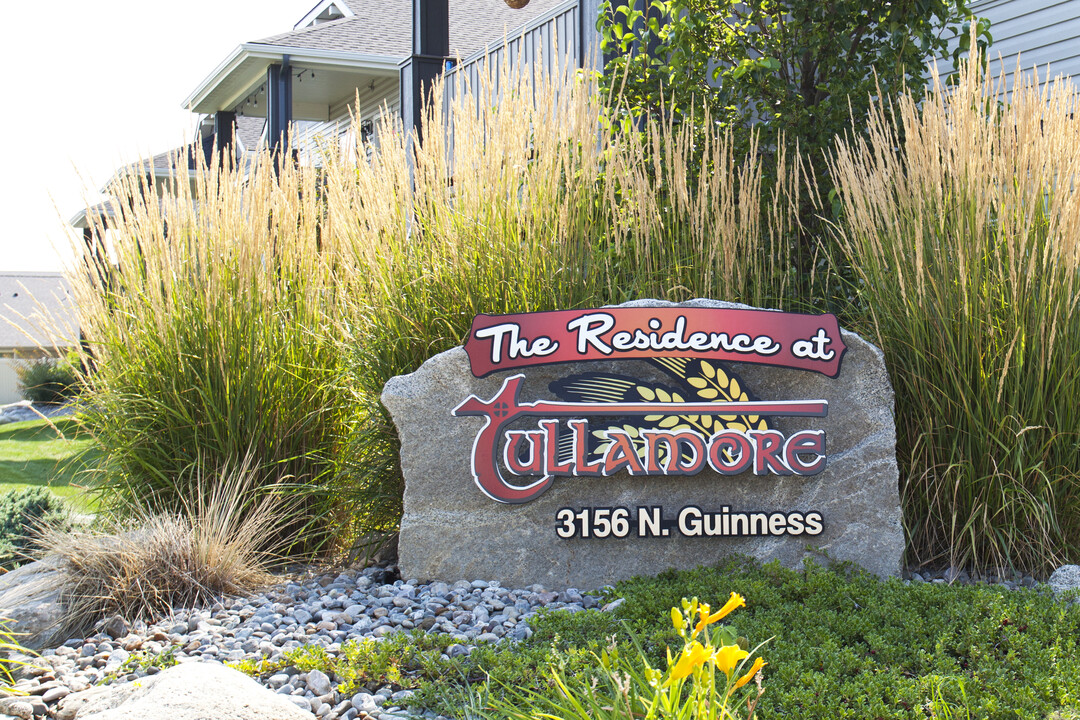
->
(830, 39), (1080, 573)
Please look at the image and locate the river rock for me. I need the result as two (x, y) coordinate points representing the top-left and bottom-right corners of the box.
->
(1048, 564), (1080, 596)
(0, 556), (68, 650)
(383, 299), (903, 589)
(54, 662), (315, 719)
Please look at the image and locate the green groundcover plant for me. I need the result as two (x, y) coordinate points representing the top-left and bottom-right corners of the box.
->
(233, 559), (1080, 720)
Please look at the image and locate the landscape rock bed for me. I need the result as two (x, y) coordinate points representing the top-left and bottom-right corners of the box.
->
(15, 565), (603, 720)
(5, 561), (1076, 720)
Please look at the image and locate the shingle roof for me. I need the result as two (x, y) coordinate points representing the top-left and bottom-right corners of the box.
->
(255, 16), (409, 56)
(235, 115), (265, 151)
(0, 274), (78, 350)
(253, 0), (570, 60)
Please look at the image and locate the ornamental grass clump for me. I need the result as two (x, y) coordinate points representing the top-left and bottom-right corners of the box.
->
(830, 35), (1080, 574)
(331, 56), (809, 537)
(71, 136), (347, 553)
(69, 51), (808, 547)
(39, 456), (288, 638)
(477, 594), (766, 720)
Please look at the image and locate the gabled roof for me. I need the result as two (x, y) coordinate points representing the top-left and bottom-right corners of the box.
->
(0, 274), (78, 350)
(185, 0), (574, 117)
(253, 0), (570, 62)
(255, 16), (410, 57)
(235, 115), (266, 151)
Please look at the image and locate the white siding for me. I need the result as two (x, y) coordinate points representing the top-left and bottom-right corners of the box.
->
(0, 360), (22, 405)
(293, 75), (401, 163)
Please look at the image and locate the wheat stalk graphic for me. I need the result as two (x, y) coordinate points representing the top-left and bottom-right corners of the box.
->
(547, 358), (770, 465)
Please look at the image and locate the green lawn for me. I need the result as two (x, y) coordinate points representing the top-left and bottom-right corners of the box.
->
(0, 417), (96, 508)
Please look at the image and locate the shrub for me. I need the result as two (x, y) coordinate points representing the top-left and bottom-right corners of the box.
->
(38, 458), (289, 637)
(16, 355), (79, 404)
(0, 487), (70, 570)
(830, 40), (1080, 573)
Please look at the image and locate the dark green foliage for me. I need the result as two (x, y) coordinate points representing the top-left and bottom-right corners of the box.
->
(0, 486), (69, 569)
(612, 560), (1080, 719)
(599, 0), (990, 171)
(16, 354), (80, 404)
(236, 561), (1080, 718)
(414, 560), (1079, 719)
(598, 0), (991, 306)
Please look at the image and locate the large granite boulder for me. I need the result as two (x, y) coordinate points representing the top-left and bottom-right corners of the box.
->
(54, 662), (315, 720)
(1048, 565), (1080, 596)
(383, 299), (903, 589)
(0, 556), (67, 650)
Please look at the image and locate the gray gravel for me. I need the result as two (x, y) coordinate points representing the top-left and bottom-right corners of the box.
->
(18, 566), (604, 720)
(7, 562), (1058, 720)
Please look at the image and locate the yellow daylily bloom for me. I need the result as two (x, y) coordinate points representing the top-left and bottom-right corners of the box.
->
(694, 592), (746, 634)
(692, 603), (711, 635)
(671, 607), (685, 631)
(712, 643), (750, 675)
(733, 657), (766, 689)
(669, 641), (711, 682)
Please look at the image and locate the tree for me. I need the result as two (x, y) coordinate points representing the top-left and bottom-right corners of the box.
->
(599, 0), (990, 300)
(602, 0), (990, 143)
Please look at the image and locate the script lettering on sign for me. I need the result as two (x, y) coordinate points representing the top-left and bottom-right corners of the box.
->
(453, 307), (843, 512)
(455, 373), (828, 503)
(464, 307), (846, 378)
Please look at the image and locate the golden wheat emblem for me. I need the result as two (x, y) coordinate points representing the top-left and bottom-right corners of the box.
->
(547, 358), (770, 465)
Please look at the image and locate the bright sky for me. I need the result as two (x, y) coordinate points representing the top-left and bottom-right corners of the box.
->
(0, 0), (308, 273)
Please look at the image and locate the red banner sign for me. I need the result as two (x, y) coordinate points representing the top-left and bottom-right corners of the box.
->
(464, 307), (847, 378)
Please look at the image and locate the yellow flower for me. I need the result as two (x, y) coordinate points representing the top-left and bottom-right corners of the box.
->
(712, 643), (750, 675)
(671, 607), (685, 632)
(693, 592), (746, 634)
(733, 657), (766, 689)
(669, 641), (710, 682)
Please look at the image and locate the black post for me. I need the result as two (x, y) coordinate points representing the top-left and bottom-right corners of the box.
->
(400, 0), (449, 140)
(214, 111), (236, 164)
(267, 56), (293, 152)
(82, 226), (111, 293)
(200, 126), (215, 167)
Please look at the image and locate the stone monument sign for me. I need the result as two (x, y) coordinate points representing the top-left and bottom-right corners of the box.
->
(382, 299), (902, 589)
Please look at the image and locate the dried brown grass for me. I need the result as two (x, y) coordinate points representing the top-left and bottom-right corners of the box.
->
(39, 456), (290, 636)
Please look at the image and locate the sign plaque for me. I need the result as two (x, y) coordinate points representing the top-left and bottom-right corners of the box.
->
(382, 299), (902, 589)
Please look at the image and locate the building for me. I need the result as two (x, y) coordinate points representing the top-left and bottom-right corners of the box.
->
(72, 0), (1080, 242)
(182, 0), (599, 154)
(0, 273), (78, 405)
(72, 0), (604, 259)
(971, 0), (1080, 85)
